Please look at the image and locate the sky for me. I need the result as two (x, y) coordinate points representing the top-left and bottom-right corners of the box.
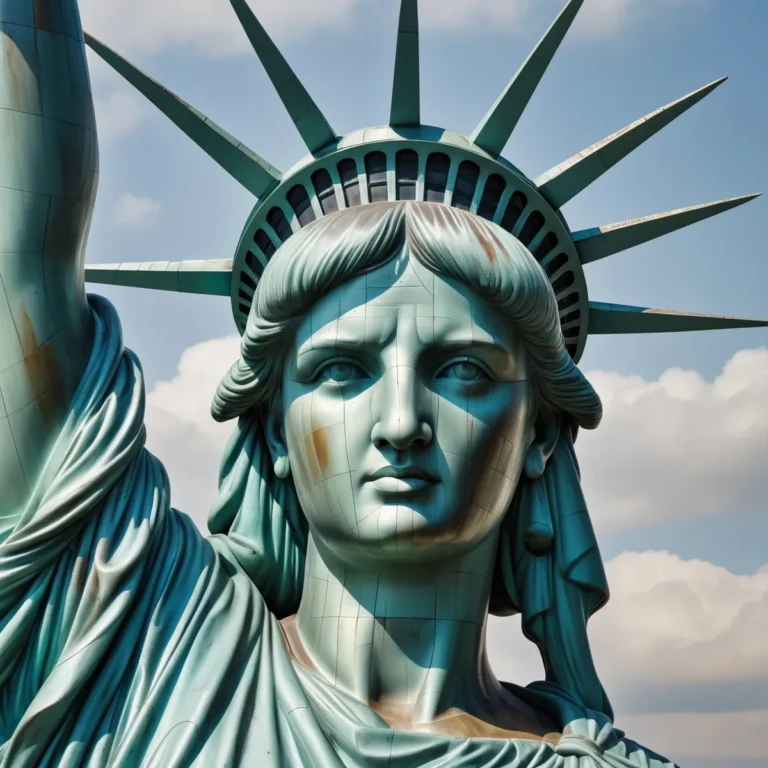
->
(77, 1), (768, 765)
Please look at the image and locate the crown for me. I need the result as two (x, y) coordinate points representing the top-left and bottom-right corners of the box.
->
(84, 0), (767, 363)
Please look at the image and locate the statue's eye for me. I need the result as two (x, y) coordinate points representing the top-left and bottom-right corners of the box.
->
(317, 361), (366, 383)
(438, 361), (489, 382)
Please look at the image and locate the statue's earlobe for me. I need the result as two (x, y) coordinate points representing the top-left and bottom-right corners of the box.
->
(262, 408), (292, 480)
(523, 412), (561, 480)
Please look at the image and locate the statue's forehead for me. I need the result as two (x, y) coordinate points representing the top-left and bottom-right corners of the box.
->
(295, 258), (522, 355)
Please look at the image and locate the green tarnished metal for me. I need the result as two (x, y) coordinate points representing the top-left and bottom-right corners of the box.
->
(470, 0), (583, 157)
(85, 34), (282, 199)
(573, 194), (761, 264)
(589, 301), (768, 334)
(390, 0), (420, 127)
(85, 260), (233, 296)
(535, 77), (727, 209)
(229, 0), (337, 154)
(0, 1), (97, 520)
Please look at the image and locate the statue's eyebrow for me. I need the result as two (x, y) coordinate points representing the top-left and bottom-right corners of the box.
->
(296, 328), (374, 359)
(425, 337), (514, 356)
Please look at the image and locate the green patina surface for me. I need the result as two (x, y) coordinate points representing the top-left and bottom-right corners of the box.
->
(0, 1), (765, 767)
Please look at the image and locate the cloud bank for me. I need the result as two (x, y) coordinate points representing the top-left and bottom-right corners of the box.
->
(579, 349), (768, 530)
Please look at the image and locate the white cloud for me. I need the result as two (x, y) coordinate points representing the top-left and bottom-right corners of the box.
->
(144, 336), (239, 528)
(93, 91), (147, 144)
(579, 348), (768, 530)
(618, 709), (768, 761)
(114, 194), (162, 229)
(486, 551), (768, 759)
(592, 551), (768, 685)
(487, 551), (768, 688)
(78, 0), (702, 59)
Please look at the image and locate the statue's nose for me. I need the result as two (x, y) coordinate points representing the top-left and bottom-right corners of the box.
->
(370, 366), (433, 452)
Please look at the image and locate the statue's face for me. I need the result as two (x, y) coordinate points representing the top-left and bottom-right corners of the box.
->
(274, 254), (535, 565)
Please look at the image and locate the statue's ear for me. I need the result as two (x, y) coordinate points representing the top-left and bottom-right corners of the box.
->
(523, 410), (561, 480)
(262, 407), (291, 480)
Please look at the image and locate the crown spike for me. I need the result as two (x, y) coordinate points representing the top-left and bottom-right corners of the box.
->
(589, 301), (768, 335)
(470, 0), (584, 157)
(229, 0), (337, 154)
(574, 194), (761, 265)
(85, 261), (233, 296)
(535, 77), (728, 209)
(390, 0), (420, 127)
(85, 35), (281, 199)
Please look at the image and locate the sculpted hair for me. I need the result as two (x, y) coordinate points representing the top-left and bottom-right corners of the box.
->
(209, 201), (612, 719)
(212, 202), (601, 428)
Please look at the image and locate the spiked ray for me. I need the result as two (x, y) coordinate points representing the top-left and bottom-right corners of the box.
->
(229, 0), (336, 154)
(390, 0), (420, 126)
(535, 78), (727, 209)
(471, 0), (583, 157)
(85, 35), (281, 199)
(85, 261), (233, 297)
(589, 302), (768, 335)
(573, 194), (760, 265)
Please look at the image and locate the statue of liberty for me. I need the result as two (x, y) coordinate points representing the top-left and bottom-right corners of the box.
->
(0, 1), (763, 766)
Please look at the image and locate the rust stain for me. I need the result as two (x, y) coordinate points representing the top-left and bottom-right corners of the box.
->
(312, 428), (330, 473)
(33, 0), (53, 32)
(17, 306), (58, 427)
(23, 351), (47, 395)
(18, 305), (38, 358)
(468, 218), (497, 264)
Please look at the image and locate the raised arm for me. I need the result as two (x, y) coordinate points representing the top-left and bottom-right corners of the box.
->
(0, 1), (97, 525)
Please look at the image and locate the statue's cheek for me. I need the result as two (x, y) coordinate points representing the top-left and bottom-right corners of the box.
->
(461, 386), (532, 516)
(342, 394), (376, 474)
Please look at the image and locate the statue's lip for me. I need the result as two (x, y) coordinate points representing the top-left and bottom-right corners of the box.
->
(365, 465), (439, 483)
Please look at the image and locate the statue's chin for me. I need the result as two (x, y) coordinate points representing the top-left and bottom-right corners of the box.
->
(318, 503), (498, 567)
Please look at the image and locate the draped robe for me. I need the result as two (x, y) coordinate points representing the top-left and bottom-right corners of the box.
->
(0, 298), (677, 768)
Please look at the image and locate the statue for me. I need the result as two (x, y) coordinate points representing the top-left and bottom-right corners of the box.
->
(0, 1), (764, 766)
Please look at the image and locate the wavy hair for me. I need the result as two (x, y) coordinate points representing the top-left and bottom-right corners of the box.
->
(209, 202), (613, 718)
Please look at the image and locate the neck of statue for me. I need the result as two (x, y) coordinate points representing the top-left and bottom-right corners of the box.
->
(290, 533), (503, 725)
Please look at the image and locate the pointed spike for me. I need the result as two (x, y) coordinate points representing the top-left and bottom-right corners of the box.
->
(85, 260), (233, 297)
(574, 194), (761, 264)
(85, 35), (281, 199)
(589, 301), (768, 335)
(229, 0), (337, 154)
(390, 0), (421, 126)
(535, 77), (728, 209)
(471, 0), (584, 157)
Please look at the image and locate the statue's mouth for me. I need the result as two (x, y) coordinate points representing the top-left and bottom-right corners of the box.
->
(364, 465), (440, 495)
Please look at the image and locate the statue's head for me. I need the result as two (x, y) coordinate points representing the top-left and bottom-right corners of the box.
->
(209, 201), (612, 713)
(213, 201), (600, 563)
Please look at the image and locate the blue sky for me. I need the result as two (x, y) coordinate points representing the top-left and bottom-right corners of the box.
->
(79, 1), (768, 764)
